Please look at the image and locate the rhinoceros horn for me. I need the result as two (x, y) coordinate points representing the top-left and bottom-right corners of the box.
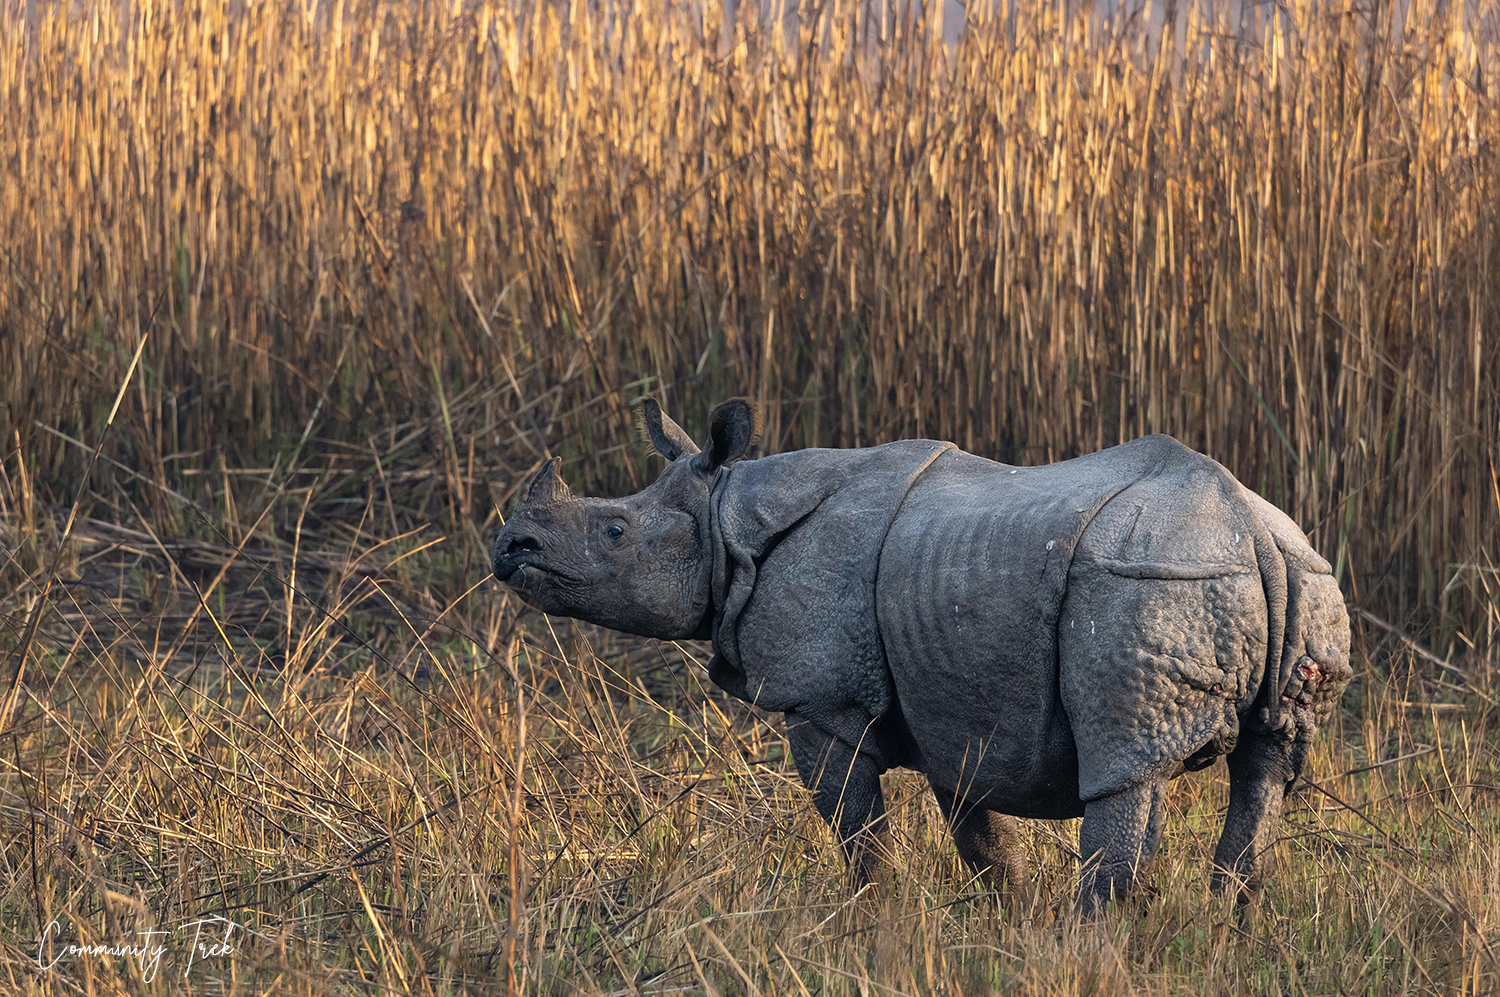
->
(524, 456), (571, 505)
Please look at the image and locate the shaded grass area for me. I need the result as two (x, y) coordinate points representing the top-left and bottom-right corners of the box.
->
(0, 467), (1497, 995)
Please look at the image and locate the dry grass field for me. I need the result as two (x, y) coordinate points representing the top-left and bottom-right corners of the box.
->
(1, 0), (1498, 992)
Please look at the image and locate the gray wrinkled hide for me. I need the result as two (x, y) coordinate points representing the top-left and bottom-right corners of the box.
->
(708, 433), (1348, 819)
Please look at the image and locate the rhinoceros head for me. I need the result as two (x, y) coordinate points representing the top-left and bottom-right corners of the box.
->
(490, 398), (756, 639)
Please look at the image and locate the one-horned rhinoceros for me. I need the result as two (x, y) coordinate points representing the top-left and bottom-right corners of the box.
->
(490, 399), (1351, 914)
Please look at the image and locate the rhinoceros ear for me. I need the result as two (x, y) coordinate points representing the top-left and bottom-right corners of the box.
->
(524, 456), (571, 504)
(694, 398), (758, 474)
(641, 398), (700, 462)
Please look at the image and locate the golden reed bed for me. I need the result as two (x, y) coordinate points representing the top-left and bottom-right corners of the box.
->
(2, 0), (1496, 636)
(0, 0), (1497, 992)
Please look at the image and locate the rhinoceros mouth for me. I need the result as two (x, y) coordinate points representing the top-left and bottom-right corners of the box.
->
(496, 558), (574, 590)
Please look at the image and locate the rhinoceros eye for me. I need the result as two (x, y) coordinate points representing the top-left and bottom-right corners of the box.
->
(606, 524), (624, 540)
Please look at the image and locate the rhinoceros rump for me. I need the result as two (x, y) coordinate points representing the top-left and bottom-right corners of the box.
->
(491, 399), (1352, 915)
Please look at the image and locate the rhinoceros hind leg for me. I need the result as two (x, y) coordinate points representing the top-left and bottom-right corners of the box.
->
(785, 714), (889, 888)
(1075, 779), (1166, 917)
(930, 783), (1028, 895)
(1211, 729), (1295, 902)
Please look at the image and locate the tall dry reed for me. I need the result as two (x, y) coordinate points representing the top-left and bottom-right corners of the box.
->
(1, 0), (1496, 633)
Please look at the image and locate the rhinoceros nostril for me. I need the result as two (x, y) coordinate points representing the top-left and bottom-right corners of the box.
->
(505, 535), (542, 556)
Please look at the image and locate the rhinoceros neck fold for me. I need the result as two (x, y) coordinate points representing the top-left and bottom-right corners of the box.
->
(702, 441), (956, 716)
(706, 464), (733, 648)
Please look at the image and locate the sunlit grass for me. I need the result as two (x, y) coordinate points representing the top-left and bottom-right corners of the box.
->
(0, 498), (1495, 993)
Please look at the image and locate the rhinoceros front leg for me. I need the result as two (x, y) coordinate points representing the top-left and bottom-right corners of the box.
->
(1211, 729), (1295, 902)
(1075, 779), (1166, 917)
(785, 714), (889, 888)
(930, 783), (1028, 895)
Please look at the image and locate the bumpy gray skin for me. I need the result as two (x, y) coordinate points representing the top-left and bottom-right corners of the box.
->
(491, 400), (1352, 916)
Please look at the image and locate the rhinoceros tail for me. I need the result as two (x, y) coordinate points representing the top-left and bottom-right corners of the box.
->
(1246, 507), (1289, 739)
(1242, 489), (1354, 776)
(1277, 548), (1354, 776)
